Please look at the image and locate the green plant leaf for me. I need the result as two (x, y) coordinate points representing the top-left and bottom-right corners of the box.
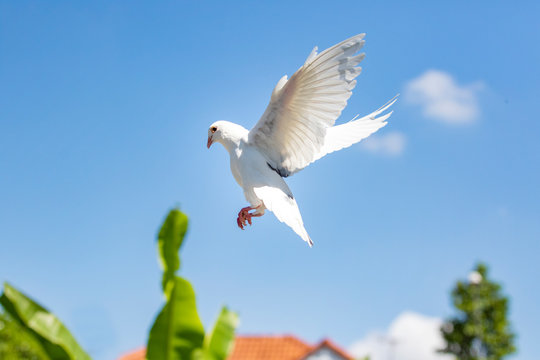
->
(158, 208), (189, 296)
(0, 311), (51, 360)
(0, 282), (91, 360)
(147, 276), (205, 360)
(190, 307), (239, 360)
(202, 307), (239, 360)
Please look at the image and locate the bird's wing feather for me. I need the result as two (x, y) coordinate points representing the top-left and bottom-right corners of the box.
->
(253, 186), (313, 246)
(312, 95), (398, 162)
(248, 34), (367, 177)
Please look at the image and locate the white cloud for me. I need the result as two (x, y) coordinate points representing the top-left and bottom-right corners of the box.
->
(405, 70), (483, 124)
(361, 131), (406, 156)
(349, 312), (452, 360)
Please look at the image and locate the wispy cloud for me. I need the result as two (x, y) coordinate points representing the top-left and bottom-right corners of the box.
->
(349, 312), (452, 360)
(361, 131), (406, 156)
(405, 70), (483, 124)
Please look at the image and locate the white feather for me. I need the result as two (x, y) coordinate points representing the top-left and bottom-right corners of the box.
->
(249, 34), (378, 176)
(313, 95), (399, 161)
(253, 186), (312, 247)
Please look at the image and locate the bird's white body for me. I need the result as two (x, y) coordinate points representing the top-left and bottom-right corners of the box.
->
(207, 34), (397, 246)
(212, 121), (312, 244)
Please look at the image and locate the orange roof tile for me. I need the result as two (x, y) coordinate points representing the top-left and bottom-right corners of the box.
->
(117, 335), (353, 360)
(117, 347), (145, 360)
(229, 335), (312, 360)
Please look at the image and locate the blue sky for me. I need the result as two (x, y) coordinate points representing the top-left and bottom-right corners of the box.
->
(1, 1), (539, 359)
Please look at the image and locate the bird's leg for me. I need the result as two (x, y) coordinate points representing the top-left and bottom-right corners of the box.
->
(236, 205), (263, 230)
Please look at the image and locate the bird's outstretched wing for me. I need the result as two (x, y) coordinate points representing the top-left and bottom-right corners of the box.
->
(312, 95), (398, 162)
(253, 186), (313, 247)
(248, 34), (369, 177)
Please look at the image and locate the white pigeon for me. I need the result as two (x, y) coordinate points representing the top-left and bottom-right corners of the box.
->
(207, 34), (397, 247)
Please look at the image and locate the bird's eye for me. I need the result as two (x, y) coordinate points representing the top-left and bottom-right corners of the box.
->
(211, 126), (217, 133)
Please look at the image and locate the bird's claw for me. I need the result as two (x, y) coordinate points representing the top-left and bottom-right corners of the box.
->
(236, 207), (250, 230)
(236, 206), (262, 230)
(237, 216), (245, 230)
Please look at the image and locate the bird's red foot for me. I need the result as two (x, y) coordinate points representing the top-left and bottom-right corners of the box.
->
(237, 205), (263, 230)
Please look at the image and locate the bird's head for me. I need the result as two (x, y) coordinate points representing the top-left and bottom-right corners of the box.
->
(207, 121), (224, 149)
(207, 121), (247, 150)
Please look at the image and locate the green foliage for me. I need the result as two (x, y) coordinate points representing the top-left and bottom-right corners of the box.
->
(0, 311), (50, 360)
(158, 209), (189, 297)
(0, 207), (237, 360)
(0, 283), (91, 360)
(193, 307), (240, 360)
(439, 263), (516, 360)
(147, 277), (205, 360)
(147, 208), (239, 360)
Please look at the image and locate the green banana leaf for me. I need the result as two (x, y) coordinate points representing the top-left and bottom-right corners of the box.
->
(146, 276), (205, 360)
(0, 311), (51, 360)
(0, 282), (91, 360)
(192, 307), (239, 360)
(158, 209), (189, 296)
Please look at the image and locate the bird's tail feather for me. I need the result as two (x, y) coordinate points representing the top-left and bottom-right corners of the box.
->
(253, 186), (313, 247)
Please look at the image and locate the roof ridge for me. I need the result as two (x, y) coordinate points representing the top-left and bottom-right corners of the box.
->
(301, 338), (354, 360)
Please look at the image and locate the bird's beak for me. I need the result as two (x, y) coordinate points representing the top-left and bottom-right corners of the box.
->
(207, 136), (213, 149)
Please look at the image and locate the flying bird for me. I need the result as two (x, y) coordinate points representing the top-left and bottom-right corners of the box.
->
(207, 34), (397, 246)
